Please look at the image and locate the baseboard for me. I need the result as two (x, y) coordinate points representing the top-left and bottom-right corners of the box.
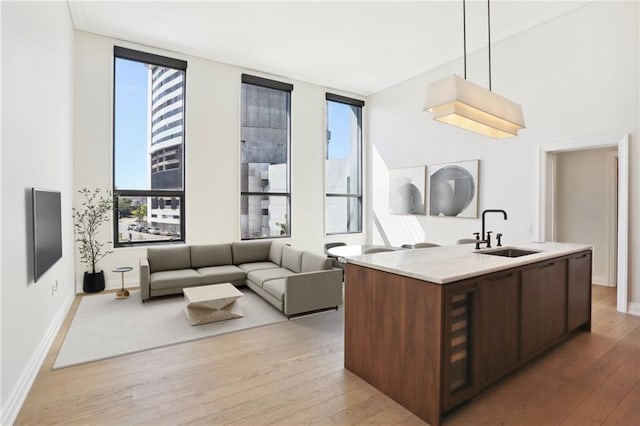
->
(592, 275), (613, 287)
(1, 291), (74, 425)
(627, 302), (640, 317)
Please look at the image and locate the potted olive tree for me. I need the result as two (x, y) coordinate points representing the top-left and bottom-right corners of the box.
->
(73, 188), (113, 293)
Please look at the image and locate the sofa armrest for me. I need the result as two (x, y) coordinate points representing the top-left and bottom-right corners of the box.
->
(140, 257), (150, 302)
(284, 269), (343, 316)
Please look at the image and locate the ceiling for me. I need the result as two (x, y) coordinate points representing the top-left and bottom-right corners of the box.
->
(68, 1), (590, 96)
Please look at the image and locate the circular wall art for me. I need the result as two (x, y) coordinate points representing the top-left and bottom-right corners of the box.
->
(429, 160), (479, 218)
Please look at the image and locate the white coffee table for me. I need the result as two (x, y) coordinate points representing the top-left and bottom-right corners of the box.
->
(183, 283), (244, 326)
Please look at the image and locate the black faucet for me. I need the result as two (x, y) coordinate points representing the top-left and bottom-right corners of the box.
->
(480, 209), (507, 248)
(473, 232), (483, 249)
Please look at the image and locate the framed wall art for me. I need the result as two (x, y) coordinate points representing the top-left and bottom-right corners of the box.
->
(429, 160), (479, 218)
(389, 166), (426, 215)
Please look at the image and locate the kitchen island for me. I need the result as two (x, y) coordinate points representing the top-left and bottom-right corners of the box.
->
(343, 242), (592, 426)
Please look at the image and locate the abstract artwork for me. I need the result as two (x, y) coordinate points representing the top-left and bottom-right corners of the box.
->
(389, 166), (426, 214)
(429, 160), (479, 218)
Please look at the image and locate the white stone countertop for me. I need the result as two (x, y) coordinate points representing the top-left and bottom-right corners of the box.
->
(345, 241), (592, 284)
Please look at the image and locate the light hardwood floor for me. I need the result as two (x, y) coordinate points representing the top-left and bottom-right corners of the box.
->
(16, 285), (640, 425)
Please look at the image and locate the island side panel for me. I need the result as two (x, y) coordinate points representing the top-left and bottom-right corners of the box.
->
(344, 263), (444, 426)
(567, 251), (593, 332)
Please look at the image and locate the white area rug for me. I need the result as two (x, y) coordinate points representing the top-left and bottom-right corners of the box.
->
(54, 289), (288, 369)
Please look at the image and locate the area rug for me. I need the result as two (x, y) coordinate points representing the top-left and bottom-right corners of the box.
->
(53, 289), (288, 369)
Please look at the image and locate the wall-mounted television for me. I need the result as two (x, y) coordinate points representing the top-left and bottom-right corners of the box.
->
(32, 188), (62, 282)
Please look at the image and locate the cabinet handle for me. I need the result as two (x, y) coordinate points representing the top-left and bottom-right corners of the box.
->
(574, 253), (587, 260)
(541, 262), (555, 269)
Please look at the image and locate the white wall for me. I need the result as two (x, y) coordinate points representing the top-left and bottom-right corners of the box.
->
(0, 1), (4, 417)
(0, 4), (6, 423)
(367, 2), (639, 306)
(1, 2), (75, 423)
(74, 32), (366, 291)
(554, 148), (617, 286)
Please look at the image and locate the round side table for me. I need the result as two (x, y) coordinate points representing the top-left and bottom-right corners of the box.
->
(113, 266), (133, 299)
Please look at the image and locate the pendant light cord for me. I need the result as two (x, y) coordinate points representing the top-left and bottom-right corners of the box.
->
(463, 0), (467, 79)
(463, 0), (492, 90)
(488, 0), (492, 91)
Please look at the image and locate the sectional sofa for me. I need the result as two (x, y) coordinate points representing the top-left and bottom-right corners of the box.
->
(139, 240), (343, 316)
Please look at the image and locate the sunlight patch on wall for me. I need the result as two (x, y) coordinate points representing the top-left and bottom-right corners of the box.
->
(371, 144), (425, 246)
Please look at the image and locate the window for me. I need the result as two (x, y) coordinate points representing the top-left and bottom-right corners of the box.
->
(240, 74), (293, 240)
(325, 93), (364, 234)
(113, 47), (187, 246)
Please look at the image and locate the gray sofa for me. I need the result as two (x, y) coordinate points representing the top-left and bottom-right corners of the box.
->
(139, 240), (343, 316)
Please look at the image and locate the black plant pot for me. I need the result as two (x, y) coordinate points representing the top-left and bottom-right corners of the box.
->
(83, 271), (105, 293)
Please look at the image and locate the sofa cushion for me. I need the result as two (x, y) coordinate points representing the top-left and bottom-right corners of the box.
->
(232, 241), (272, 265)
(238, 262), (280, 273)
(148, 246), (191, 273)
(282, 246), (303, 273)
(263, 278), (285, 301)
(247, 268), (294, 287)
(301, 251), (331, 272)
(268, 241), (288, 266)
(149, 269), (200, 290)
(197, 265), (246, 285)
(191, 244), (232, 268)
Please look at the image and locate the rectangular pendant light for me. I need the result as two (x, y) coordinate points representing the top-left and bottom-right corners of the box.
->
(424, 74), (525, 139)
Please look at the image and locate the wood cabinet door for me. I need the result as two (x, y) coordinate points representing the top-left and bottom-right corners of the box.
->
(567, 251), (592, 332)
(477, 271), (520, 387)
(521, 259), (568, 360)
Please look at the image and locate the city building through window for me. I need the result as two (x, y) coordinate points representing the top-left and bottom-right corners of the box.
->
(325, 93), (364, 234)
(113, 46), (186, 246)
(240, 74), (292, 240)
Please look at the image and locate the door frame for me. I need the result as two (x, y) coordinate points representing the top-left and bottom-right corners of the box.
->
(536, 135), (629, 313)
(607, 150), (618, 288)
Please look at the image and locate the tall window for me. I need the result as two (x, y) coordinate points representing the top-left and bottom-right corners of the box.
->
(113, 47), (187, 246)
(325, 93), (364, 234)
(240, 74), (292, 240)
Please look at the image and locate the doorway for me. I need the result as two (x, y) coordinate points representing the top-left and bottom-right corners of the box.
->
(548, 148), (618, 288)
(536, 135), (629, 313)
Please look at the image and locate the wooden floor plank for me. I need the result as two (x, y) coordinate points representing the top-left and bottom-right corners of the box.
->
(15, 285), (640, 426)
(268, 385), (380, 425)
(203, 369), (361, 425)
(561, 348), (640, 425)
(156, 352), (345, 420)
(602, 380), (640, 425)
(354, 400), (419, 425)
(325, 393), (397, 425)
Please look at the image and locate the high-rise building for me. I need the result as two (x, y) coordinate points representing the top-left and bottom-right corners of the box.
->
(240, 83), (289, 239)
(147, 65), (184, 235)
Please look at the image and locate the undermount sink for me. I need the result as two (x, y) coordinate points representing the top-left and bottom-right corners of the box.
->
(480, 248), (540, 258)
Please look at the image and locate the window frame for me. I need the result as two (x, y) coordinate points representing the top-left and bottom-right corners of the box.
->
(325, 93), (364, 236)
(240, 73), (293, 240)
(112, 46), (187, 247)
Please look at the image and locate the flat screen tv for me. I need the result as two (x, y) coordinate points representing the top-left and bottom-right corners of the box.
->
(32, 188), (62, 282)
